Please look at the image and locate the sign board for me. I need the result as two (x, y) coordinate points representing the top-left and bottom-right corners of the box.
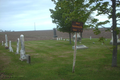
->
(72, 22), (83, 32)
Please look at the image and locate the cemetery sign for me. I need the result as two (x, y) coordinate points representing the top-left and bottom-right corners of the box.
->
(72, 22), (83, 32)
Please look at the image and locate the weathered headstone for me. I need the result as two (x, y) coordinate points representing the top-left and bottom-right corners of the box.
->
(90, 36), (92, 40)
(53, 28), (57, 39)
(61, 37), (62, 40)
(110, 30), (120, 44)
(5, 34), (8, 49)
(16, 38), (20, 54)
(9, 41), (13, 52)
(73, 33), (81, 42)
(19, 34), (31, 63)
(2, 41), (4, 46)
(57, 38), (58, 40)
(72, 33), (88, 50)
(19, 34), (27, 61)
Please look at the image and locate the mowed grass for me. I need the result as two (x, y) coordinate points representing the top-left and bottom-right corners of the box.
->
(0, 38), (120, 80)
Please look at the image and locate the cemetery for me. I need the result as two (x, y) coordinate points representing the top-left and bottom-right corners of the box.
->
(0, 29), (120, 80)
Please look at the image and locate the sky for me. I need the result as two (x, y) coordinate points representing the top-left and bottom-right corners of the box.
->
(0, 0), (118, 31)
(0, 0), (56, 31)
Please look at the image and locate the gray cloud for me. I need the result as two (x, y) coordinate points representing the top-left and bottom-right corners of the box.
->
(0, 0), (55, 31)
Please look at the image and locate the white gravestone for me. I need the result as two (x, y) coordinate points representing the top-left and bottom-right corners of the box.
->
(5, 34), (8, 49)
(19, 34), (27, 61)
(16, 38), (20, 54)
(110, 35), (120, 44)
(2, 41), (4, 46)
(9, 41), (13, 52)
(57, 38), (58, 40)
(61, 37), (62, 40)
(90, 36), (92, 40)
(73, 33), (81, 42)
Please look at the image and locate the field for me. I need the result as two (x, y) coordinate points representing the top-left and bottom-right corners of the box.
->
(0, 38), (120, 80)
(0, 29), (113, 42)
(0, 30), (69, 42)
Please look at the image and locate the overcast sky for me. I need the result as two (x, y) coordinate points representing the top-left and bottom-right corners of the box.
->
(0, 0), (117, 31)
(0, 0), (57, 31)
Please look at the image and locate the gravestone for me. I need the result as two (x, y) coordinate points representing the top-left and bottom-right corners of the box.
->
(19, 34), (27, 61)
(53, 28), (57, 39)
(61, 37), (62, 40)
(57, 38), (58, 40)
(2, 41), (4, 46)
(5, 34), (8, 49)
(110, 30), (120, 44)
(72, 33), (88, 50)
(16, 38), (20, 54)
(73, 33), (81, 42)
(19, 34), (31, 63)
(9, 41), (13, 52)
(72, 45), (88, 49)
(90, 36), (92, 40)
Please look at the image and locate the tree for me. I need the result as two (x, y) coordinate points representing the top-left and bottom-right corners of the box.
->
(90, 0), (120, 67)
(50, 0), (94, 44)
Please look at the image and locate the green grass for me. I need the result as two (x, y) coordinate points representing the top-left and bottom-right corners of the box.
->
(0, 38), (120, 80)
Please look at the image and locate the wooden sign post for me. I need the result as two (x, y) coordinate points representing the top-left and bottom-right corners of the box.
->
(72, 22), (83, 73)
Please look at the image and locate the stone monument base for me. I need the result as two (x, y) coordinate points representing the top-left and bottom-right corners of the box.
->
(72, 45), (88, 49)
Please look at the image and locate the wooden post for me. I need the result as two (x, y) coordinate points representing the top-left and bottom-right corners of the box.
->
(26, 54), (31, 64)
(72, 32), (77, 73)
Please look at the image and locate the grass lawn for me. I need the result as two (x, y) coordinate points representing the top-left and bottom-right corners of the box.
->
(0, 38), (120, 80)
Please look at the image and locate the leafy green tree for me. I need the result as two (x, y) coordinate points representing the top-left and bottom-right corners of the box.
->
(90, 0), (120, 67)
(50, 0), (94, 44)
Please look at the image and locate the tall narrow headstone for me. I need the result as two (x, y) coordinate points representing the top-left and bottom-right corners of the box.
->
(53, 28), (57, 38)
(90, 36), (92, 40)
(16, 38), (20, 54)
(19, 34), (27, 61)
(9, 41), (13, 52)
(5, 34), (8, 49)
(2, 41), (4, 46)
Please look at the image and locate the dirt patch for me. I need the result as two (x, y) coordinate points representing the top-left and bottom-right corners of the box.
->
(58, 55), (68, 57)
(0, 56), (11, 65)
